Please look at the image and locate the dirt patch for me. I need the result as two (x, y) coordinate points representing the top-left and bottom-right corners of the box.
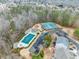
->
(20, 49), (32, 59)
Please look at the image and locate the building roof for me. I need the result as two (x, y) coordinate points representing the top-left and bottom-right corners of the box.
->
(56, 36), (69, 48)
(29, 32), (48, 54)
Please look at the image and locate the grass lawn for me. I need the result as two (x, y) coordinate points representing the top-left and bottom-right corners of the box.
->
(32, 51), (44, 59)
(74, 28), (79, 40)
(32, 55), (43, 59)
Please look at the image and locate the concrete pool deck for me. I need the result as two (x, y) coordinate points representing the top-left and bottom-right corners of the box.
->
(20, 49), (32, 59)
(32, 24), (43, 32)
(19, 24), (43, 59)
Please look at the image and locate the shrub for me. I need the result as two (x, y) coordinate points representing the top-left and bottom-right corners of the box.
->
(34, 9), (48, 22)
(12, 48), (21, 53)
(44, 34), (52, 48)
(10, 21), (16, 32)
(61, 10), (71, 26)
(16, 31), (25, 41)
(50, 10), (60, 22)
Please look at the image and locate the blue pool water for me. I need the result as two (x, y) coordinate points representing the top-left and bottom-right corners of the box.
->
(21, 34), (35, 44)
(42, 22), (57, 30)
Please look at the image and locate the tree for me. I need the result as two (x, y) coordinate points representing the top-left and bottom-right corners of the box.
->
(10, 21), (16, 32)
(44, 34), (52, 48)
(61, 10), (71, 26)
(50, 9), (60, 22)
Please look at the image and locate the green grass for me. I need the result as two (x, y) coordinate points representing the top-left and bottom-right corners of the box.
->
(32, 55), (42, 59)
(74, 28), (79, 39)
(32, 51), (44, 59)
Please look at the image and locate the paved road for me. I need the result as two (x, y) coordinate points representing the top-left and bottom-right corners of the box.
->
(66, 35), (79, 49)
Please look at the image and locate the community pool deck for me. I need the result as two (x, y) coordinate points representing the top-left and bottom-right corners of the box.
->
(18, 24), (43, 48)
(19, 32), (43, 59)
(14, 22), (79, 59)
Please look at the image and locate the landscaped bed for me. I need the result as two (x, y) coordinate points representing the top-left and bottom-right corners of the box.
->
(32, 50), (44, 59)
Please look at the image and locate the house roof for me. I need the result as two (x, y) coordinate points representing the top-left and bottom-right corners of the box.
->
(29, 32), (48, 54)
(56, 36), (69, 48)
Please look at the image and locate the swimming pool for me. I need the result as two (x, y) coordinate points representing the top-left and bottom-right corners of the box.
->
(21, 34), (35, 44)
(18, 33), (37, 48)
(41, 22), (57, 30)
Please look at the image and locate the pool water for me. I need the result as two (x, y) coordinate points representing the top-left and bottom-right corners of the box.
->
(42, 22), (57, 30)
(21, 34), (35, 44)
